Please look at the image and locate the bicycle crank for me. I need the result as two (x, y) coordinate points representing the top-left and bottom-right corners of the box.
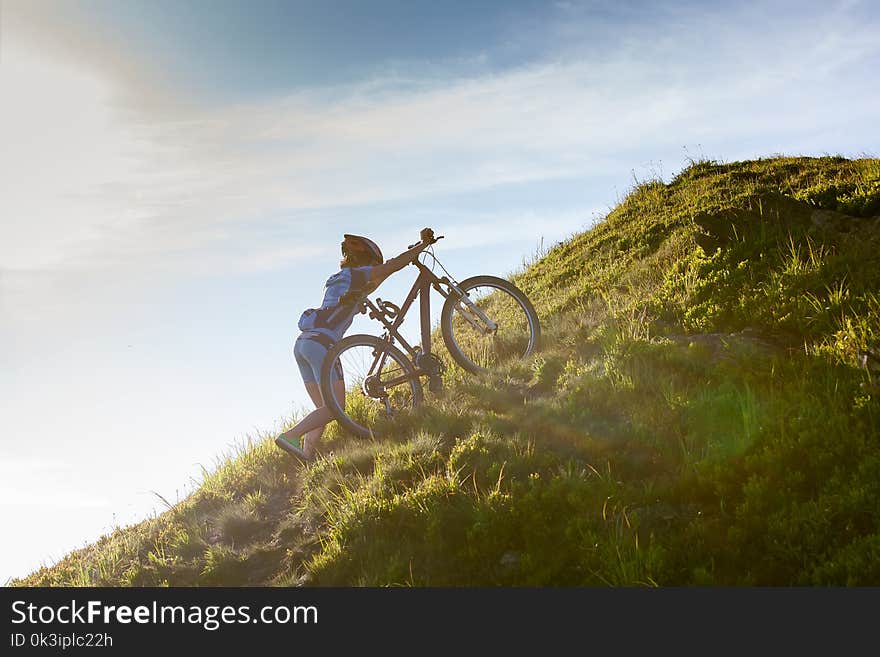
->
(362, 374), (387, 398)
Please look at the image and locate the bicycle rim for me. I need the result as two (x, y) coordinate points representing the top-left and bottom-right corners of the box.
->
(441, 276), (540, 374)
(322, 335), (423, 439)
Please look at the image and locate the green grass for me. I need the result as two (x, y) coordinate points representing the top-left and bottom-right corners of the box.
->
(13, 154), (880, 587)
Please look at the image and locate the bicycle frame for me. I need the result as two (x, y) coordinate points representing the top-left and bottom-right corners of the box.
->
(358, 255), (495, 378)
(361, 259), (448, 376)
(321, 242), (541, 439)
(348, 250), (505, 399)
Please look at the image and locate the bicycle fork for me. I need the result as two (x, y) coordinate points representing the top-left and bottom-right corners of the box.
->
(448, 283), (499, 335)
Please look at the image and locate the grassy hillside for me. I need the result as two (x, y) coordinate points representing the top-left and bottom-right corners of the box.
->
(14, 155), (880, 587)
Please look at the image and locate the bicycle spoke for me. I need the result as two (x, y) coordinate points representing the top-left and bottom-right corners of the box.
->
(441, 276), (540, 374)
(450, 286), (532, 367)
(322, 336), (423, 439)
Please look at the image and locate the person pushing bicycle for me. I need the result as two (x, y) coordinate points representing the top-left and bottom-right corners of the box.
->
(275, 227), (438, 461)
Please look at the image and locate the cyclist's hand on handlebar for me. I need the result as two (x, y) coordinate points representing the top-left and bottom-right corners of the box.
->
(408, 227), (443, 249)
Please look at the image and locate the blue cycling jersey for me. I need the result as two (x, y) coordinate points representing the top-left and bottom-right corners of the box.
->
(297, 266), (374, 343)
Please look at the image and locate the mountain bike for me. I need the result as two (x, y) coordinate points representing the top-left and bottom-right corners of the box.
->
(319, 228), (541, 438)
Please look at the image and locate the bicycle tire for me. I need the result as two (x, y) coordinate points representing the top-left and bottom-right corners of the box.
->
(320, 333), (424, 439)
(440, 275), (540, 374)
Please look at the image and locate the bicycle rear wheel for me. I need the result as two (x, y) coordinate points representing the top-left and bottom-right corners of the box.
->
(320, 334), (424, 439)
(440, 275), (540, 374)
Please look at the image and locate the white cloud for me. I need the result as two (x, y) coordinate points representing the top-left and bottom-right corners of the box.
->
(0, 47), (150, 269)
(430, 208), (601, 254)
(1, 0), (878, 585)
(2, 0), (878, 281)
(0, 459), (111, 508)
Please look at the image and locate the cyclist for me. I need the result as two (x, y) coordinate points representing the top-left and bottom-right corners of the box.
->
(275, 228), (435, 461)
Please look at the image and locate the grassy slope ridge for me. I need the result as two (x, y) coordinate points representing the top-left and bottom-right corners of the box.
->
(15, 155), (880, 587)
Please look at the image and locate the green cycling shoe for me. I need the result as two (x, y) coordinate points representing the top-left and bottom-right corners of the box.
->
(274, 435), (311, 462)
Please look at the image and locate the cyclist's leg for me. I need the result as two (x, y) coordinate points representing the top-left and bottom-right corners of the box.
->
(302, 376), (344, 458)
(279, 337), (343, 457)
(278, 338), (333, 450)
(300, 381), (325, 457)
(303, 380), (322, 406)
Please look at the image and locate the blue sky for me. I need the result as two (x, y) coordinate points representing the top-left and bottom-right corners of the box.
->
(1, 0), (879, 583)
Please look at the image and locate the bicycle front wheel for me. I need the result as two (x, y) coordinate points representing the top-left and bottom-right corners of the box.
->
(320, 334), (424, 439)
(440, 275), (540, 374)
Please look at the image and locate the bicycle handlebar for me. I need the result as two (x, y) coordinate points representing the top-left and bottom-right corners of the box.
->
(409, 227), (443, 250)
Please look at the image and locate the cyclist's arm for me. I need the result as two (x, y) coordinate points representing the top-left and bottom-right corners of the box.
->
(368, 240), (429, 285)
